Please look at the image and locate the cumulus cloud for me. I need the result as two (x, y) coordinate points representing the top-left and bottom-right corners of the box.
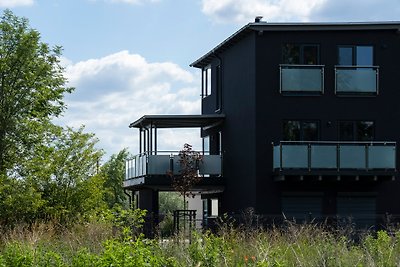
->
(57, 51), (202, 159)
(201, 0), (326, 23)
(0, 0), (33, 7)
(310, 0), (400, 22)
(201, 0), (400, 23)
(97, 0), (160, 5)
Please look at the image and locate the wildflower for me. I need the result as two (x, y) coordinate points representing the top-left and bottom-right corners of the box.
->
(251, 256), (256, 262)
(244, 255), (249, 262)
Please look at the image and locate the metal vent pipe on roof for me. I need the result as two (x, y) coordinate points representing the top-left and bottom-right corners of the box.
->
(255, 16), (263, 23)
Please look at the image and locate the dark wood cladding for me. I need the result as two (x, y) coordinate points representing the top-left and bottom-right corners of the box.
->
(201, 25), (400, 218)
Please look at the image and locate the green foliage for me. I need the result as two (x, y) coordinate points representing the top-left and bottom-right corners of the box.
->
(363, 230), (398, 266)
(189, 230), (233, 267)
(0, 125), (105, 226)
(100, 148), (130, 209)
(0, 10), (73, 175)
(0, 175), (45, 225)
(0, 10), (108, 227)
(1, 242), (35, 266)
(159, 192), (184, 213)
(71, 248), (99, 267)
(100, 207), (147, 239)
(158, 212), (175, 237)
(100, 237), (172, 267)
(33, 126), (105, 224)
(3, 223), (400, 267)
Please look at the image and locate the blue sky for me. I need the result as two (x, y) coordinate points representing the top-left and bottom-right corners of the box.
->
(1, 0), (400, 160)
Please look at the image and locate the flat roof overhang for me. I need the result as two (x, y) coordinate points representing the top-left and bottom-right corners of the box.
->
(129, 114), (225, 129)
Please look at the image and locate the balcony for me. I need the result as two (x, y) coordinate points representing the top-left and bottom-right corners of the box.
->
(335, 66), (379, 94)
(280, 65), (324, 93)
(273, 141), (396, 176)
(125, 152), (222, 180)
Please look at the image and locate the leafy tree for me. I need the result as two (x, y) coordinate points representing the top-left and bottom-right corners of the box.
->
(0, 126), (106, 225)
(0, 174), (44, 225)
(0, 10), (73, 175)
(101, 148), (130, 209)
(31, 126), (104, 224)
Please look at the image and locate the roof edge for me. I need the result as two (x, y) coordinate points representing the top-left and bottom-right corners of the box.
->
(190, 21), (400, 69)
(129, 114), (226, 128)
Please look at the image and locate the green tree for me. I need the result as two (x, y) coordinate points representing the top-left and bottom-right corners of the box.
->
(32, 126), (105, 224)
(0, 10), (73, 175)
(101, 149), (130, 209)
(0, 10), (112, 226)
(0, 125), (106, 225)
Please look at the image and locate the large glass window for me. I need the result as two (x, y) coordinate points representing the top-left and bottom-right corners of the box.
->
(283, 44), (319, 65)
(338, 121), (374, 141)
(283, 120), (319, 141)
(338, 46), (373, 66)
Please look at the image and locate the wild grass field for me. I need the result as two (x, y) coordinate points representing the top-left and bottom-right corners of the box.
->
(1, 216), (400, 267)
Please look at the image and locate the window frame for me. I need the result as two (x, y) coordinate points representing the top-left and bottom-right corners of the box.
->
(202, 65), (212, 98)
(215, 64), (221, 111)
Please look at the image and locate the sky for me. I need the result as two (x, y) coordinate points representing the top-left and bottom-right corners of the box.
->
(1, 0), (399, 161)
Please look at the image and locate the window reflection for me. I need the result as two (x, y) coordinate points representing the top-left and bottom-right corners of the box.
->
(339, 121), (374, 141)
(283, 121), (319, 141)
(282, 44), (319, 65)
(338, 46), (373, 66)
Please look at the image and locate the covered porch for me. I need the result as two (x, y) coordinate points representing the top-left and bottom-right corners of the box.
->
(124, 114), (225, 235)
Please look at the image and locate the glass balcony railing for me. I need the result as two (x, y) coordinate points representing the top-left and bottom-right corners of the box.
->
(125, 152), (222, 180)
(273, 141), (396, 171)
(335, 66), (379, 94)
(280, 65), (324, 93)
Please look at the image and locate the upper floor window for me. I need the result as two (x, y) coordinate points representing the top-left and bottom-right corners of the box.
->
(338, 121), (374, 141)
(282, 44), (319, 65)
(283, 120), (319, 141)
(336, 45), (377, 95)
(202, 66), (211, 98)
(338, 46), (373, 66)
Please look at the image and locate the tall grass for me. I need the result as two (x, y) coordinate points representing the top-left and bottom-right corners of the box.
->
(1, 220), (400, 266)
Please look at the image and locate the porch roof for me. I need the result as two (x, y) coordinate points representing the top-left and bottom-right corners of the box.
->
(129, 114), (225, 129)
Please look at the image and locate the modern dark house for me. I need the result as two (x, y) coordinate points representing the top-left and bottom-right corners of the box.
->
(124, 20), (400, 228)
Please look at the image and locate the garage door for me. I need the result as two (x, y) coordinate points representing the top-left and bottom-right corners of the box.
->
(282, 195), (323, 222)
(337, 194), (376, 229)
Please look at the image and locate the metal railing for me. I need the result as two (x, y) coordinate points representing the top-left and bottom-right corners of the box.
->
(280, 64), (324, 93)
(125, 151), (222, 180)
(335, 65), (379, 94)
(273, 141), (396, 171)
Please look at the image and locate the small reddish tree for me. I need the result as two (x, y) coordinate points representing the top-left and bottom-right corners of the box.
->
(170, 143), (203, 210)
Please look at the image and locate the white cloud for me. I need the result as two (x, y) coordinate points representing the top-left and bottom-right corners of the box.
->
(310, 0), (400, 22)
(98, 0), (160, 5)
(57, 51), (202, 160)
(201, 0), (326, 23)
(201, 0), (400, 23)
(0, 0), (33, 7)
